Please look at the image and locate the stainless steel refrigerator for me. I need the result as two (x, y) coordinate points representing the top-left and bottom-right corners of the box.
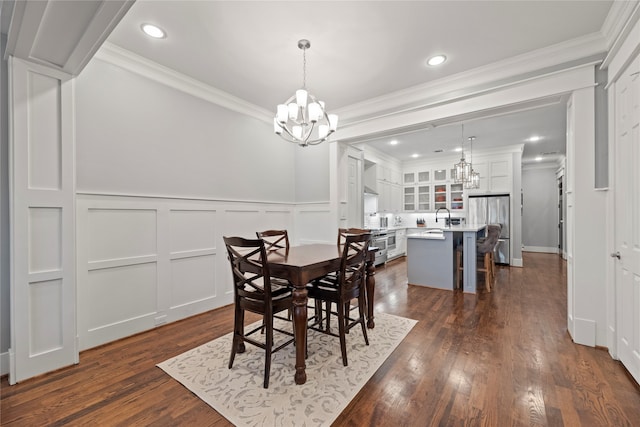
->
(468, 194), (510, 265)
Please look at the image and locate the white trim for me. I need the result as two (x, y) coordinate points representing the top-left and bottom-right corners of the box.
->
(0, 351), (8, 376)
(602, 6), (640, 86)
(336, 34), (606, 122)
(94, 43), (273, 124)
(511, 258), (523, 268)
(336, 64), (597, 142)
(523, 246), (559, 254)
(75, 190), (314, 206)
(600, 1), (640, 69)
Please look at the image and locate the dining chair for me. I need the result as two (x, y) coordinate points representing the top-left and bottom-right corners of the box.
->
(307, 232), (371, 366)
(256, 229), (290, 252)
(337, 228), (369, 246)
(223, 236), (295, 388)
(316, 228), (370, 321)
(256, 229), (293, 322)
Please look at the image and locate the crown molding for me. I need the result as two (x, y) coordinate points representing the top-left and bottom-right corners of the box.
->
(601, 1), (639, 50)
(94, 42), (274, 124)
(336, 32), (606, 125)
(600, 1), (640, 71)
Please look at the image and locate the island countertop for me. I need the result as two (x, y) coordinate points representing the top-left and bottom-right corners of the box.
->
(408, 224), (486, 237)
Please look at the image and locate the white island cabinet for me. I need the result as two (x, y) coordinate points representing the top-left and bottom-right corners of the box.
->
(407, 225), (486, 293)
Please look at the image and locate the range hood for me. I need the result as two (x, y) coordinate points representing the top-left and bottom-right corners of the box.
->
(364, 185), (378, 195)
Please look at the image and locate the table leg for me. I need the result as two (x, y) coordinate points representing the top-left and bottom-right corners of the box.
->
(365, 259), (376, 329)
(292, 286), (308, 384)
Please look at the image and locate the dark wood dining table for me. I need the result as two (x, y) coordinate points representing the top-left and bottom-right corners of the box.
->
(266, 243), (377, 385)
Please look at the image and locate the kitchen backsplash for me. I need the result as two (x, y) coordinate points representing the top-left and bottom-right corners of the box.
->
(365, 212), (466, 229)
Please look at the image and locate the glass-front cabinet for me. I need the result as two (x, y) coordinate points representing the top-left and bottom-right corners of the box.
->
(403, 172), (415, 185)
(450, 183), (464, 210)
(433, 169), (447, 182)
(417, 185), (430, 211)
(403, 186), (415, 211)
(434, 184), (447, 210)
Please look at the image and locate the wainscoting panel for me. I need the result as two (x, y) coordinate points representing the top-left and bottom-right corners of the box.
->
(28, 207), (62, 273)
(87, 263), (158, 330)
(28, 279), (63, 356)
(295, 204), (334, 245)
(77, 195), (301, 350)
(10, 59), (76, 383)
(87, 208), (157, 262)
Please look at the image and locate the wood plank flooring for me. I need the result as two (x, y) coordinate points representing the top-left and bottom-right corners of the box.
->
(2, 252), (639, 426)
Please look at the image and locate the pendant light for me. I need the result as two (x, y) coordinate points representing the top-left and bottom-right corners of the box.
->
(453, 124), (472, 183)
(465, 136), (480, 189)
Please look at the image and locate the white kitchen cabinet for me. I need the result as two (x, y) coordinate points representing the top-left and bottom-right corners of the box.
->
(433, 169), (447, 182)
(396, 228), (407, 255)
(404, 184), (431, 212)
(404, 171), (416, 185)
(450, 183), (464, 211)
(434, 184), (447, 210)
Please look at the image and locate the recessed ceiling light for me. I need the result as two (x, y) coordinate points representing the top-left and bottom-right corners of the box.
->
(528, 135), (542, 142)
(411, 153), (419, 158)
(426, 55), (447, 66)
(535, 156), (543, 161)
(141, 23), (166, 39)
(390, 140), (398, 146)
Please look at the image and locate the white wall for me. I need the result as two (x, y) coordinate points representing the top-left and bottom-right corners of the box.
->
(76, 58), (296, 202)
(0, 33), (10, 371)
(522, 164), (559, 253)
(71, 56), (335, 351)
(567, 87), (607, 347)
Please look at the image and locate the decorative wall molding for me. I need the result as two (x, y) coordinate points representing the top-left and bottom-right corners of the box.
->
(75, 194), (331, 350)
(94, 42), (273, 124)
(335, 33), (606, 124)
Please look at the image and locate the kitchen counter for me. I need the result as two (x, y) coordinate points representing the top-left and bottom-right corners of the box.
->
(407, 224), (486, 293)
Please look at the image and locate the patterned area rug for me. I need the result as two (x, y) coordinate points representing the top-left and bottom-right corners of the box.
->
(158, 311), (417, 426)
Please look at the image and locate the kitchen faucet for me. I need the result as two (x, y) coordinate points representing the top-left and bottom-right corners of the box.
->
(435, 207), (451, 227)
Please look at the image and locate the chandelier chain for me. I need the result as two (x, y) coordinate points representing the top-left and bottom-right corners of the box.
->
(302, 47), (307, 89)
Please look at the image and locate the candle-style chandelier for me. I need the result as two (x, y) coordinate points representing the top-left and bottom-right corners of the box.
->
(273, 39), (338, 147)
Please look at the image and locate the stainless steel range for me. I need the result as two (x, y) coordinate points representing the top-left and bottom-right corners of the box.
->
(368, 229), (388, 266)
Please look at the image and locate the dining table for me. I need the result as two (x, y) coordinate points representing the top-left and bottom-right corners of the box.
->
(266, 243), (377, 385)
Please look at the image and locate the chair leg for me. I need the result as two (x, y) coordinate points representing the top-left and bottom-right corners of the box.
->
(358, 293), (369, 346)
(344, 302), (350, 334)
(484, 253), (491, 292)
(229, 306), (244, 368)
(456, 249), (462, 289)
(325, 301), (332, 332)
(337, 301), (348, 366)
(263, 314), (273, 388)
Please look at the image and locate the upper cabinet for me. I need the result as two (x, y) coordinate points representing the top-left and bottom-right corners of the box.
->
(364, 159), (402, 213)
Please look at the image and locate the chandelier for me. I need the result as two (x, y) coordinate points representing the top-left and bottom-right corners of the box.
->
(274, 39), (338, 147)
(465, 136), (480, 189)
(453, 124), (472, 183)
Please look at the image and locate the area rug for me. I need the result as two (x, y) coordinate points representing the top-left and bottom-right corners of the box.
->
(157, 311), (417, 426)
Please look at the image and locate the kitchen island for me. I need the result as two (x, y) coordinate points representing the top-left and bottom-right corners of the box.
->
(407, 224), (486, 293)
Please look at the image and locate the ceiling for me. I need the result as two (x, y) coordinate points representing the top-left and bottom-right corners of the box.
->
(3, 0), (617, 165)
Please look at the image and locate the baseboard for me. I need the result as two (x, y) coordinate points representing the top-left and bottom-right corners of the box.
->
(1, 350), (9, 376)
(511, 258), (523, 267)
(571, 317), (597, 347)
(523, 246), (559, 254)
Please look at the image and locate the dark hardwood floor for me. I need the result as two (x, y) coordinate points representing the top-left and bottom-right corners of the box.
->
(2, 253), (639, 426)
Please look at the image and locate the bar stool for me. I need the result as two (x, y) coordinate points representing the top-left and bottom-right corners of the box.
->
(456, 224), (501, 292)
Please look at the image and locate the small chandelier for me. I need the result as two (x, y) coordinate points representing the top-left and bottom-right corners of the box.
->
(453, 124), (472, 183)
(274, 39), (338, 147)
(465, 136), (480, 189)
